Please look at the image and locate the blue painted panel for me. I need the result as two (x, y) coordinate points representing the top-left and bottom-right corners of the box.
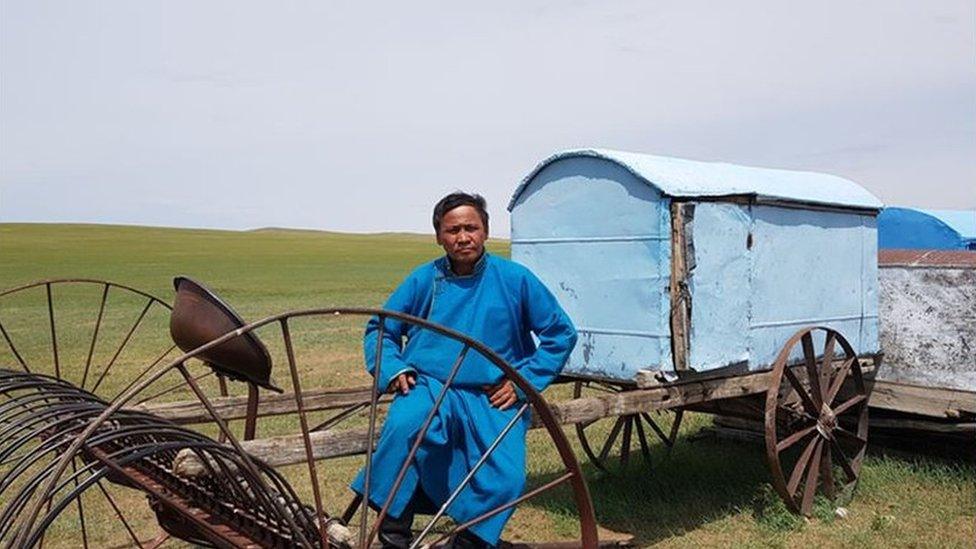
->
(511, 157), (672, 380)
(748, 206), (880, 369)
(686, 203), (752, 371)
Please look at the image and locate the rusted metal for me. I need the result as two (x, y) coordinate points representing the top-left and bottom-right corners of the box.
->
(170, 276), (279, 392)
(763, 326), (868, 516)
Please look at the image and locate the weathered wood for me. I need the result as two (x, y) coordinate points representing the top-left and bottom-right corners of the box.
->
(129, 387), (391, 424)
(669, 202), (691, 372)
(865, 379), (976, 418)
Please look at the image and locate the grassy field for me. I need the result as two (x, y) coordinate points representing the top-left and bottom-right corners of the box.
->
(0, 223), (973, 548)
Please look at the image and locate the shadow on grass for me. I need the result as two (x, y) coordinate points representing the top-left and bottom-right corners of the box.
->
(522, 433), (779, 546)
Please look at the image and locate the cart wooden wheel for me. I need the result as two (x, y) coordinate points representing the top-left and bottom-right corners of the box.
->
(573, 380), (683, 472)
(3, 302), (600, 548)
(764, 326), (868, 516)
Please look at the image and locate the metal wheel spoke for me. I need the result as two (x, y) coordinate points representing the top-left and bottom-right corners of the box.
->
(775, 423), (817, 453)
(825, 357), (856, 405)
(800, 440), (824, 515)
(360, 316), (386, 548)
(0, 318), (31, 372)
(91, 299), (155, 393)
(800, 333), (823, 408)
(786, 436), (820, 496)
(131, 369), (214, 407)
(95, 481), (145, 549)
(419, 472), (575, 549)
(81, 284), (110, 390)
(46, 283), (61, 380)
(833, 394), (866, 416)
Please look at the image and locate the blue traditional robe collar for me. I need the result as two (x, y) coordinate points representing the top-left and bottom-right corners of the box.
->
(436, 252), (489, 279)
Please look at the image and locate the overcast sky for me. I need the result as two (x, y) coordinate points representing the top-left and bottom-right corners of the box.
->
(2, 1), (974, 236)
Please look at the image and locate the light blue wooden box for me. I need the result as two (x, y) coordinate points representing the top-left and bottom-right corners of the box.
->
(509, 149), (882, 382)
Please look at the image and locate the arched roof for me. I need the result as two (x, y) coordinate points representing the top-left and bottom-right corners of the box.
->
(508, 148), (882, 212)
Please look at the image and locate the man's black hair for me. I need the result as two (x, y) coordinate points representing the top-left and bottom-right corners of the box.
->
(432, 192), (489, 233)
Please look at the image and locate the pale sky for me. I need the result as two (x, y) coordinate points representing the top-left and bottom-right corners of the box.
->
(2, 1), (974, 236)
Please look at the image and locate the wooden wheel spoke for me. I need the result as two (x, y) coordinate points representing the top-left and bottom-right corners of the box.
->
(801, 333), (824, 408)
(833, 394), (866, 416)
(787, 436), (820, 496)
(633, 412), (652, 463)
(775, 423), (817, 453)
(598, 417), (627, 462)
(825, 357), (856, 405)
(828, 437), (858, 483)
(619, 417), (633, 467)
(640, 412), (671, 446)
(800, 440), (824, 515)
(820, 444), (835, 498)
(819, 333), (837, 398)
(833, 426), (868, 450)
(783, 367), (819, 415)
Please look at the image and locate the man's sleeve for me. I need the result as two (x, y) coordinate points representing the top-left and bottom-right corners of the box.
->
(515, 271), (578, 393)
(363, 271), (421, 391)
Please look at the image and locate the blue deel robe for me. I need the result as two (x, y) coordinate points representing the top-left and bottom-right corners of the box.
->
(350, 253), (577, 545)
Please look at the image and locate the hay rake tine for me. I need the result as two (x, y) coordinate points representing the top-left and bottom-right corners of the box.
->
(410, 402), (529, 549)
(91, 298), (155, 394)
(81, 284), (110, 390)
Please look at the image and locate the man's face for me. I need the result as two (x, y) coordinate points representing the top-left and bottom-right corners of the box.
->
(436, 205), (487, 274)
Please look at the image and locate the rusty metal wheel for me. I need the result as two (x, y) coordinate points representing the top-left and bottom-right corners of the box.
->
(573, 380), (683, 473)
(764, 326), (868, 516)
(2, 278), (599, 548)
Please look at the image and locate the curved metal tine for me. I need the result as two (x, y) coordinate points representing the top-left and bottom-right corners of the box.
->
(46, 283), (60, 381)
(640, 412), (672, 447)
(0, 405), (106, 474)
(368, 342), (472, 548)
(174, 363), (316, 549)
(360, 315), (386, 549)
(310, 402), (369, 433)
(619, 417), (633, 468)
(410, 402), (529, 549)
(632, 412), (652, 464)
(95, 481), (146, 549)
(597, 417), (627, 463)
(783, 366), (820, 416)
(111, 344), (179, 402)
(131, 368), (214, 407)
(280, 318), (329, 546)
(800, 333), (824, 409)
(424, 472), (575, 549)
(81, 284), (110, 390)
(819, 332), (837, 400)
(90, 298), (155, 394)
(825, 357), (856, 406)
(786, 436), (820, 497)
(800, 440), (824, 515)
(0, 317), (31, 372)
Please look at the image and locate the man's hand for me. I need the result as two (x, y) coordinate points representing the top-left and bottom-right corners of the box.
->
(389, 372), (416, 395)
(483, 379), (518, 410)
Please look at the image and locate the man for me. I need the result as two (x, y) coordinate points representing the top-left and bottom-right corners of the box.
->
(350, 192), (577, 548)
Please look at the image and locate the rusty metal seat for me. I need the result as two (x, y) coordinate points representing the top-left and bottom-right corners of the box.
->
(170, 276), (281, 392)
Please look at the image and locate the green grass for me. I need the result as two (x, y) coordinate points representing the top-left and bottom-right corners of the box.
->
(0, 223), (973, 548)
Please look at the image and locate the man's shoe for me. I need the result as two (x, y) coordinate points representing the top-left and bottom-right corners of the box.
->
(377, 510), (414, 549)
